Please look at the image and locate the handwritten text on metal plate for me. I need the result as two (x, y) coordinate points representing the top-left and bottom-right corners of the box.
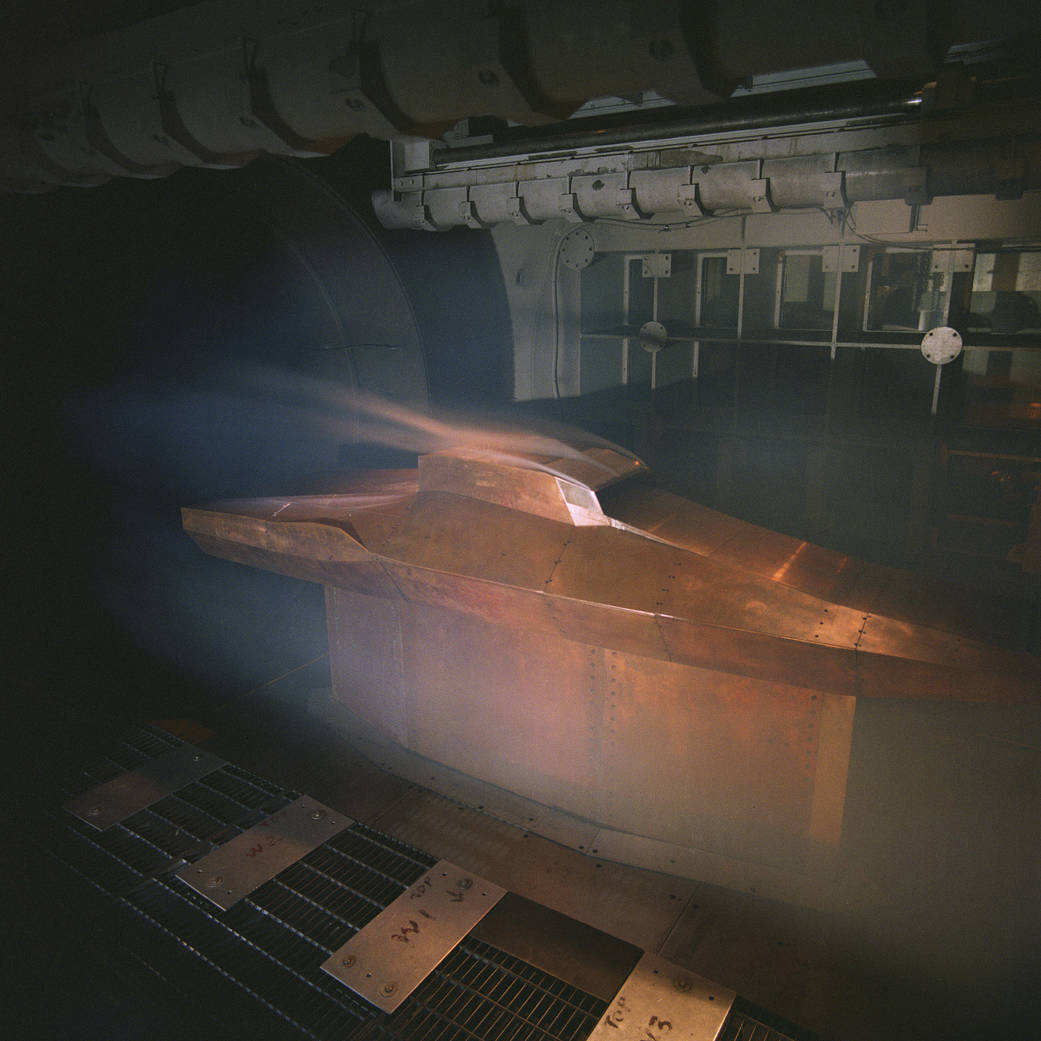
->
(587, 952), (736, 1041)
(176, 797), (350, 908)
(322, 860), (506, 1012)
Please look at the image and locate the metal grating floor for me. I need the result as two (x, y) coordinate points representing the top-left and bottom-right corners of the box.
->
(29, 722), (804, 1041)
(374, 938), (607, 1041)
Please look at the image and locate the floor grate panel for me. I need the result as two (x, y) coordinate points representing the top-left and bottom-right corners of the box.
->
(28, 720), (814, 1041)
(720, 1004), (804, 1041)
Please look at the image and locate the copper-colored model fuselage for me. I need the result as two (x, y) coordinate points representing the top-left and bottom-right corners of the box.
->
(183, 443), (1040, 905)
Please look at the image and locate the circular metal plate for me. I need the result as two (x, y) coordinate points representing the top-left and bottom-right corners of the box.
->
(921, 326), (963, 365)
(559, 227), (596, 271)
(639, 320), (667, 352)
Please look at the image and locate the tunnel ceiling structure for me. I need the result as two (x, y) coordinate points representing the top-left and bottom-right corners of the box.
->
(0, 0), (1039, 203)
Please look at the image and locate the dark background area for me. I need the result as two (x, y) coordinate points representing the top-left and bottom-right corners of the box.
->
(3, 139), (513, 724)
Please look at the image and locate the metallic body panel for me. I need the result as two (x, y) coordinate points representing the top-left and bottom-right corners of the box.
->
(327, 588), (410, 747)
(402, 606), (608, 823)
(603, 481), (1025, 643)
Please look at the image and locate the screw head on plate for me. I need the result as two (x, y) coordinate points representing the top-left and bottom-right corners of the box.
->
(205, 875), (224, 889)
(381, 982), (396, 996)
(341, 955), (356, 969)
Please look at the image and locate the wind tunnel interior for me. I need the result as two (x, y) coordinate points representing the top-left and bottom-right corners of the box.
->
(4, 21), (1041, 1041)
(6, 139), (1040, 1041)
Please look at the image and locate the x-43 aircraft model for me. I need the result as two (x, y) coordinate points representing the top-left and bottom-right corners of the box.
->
(182, 439), (1040, 907)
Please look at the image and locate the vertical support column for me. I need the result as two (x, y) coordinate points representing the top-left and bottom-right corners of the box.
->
(808, 695), (856, 847)
(555, 261), (583, 398)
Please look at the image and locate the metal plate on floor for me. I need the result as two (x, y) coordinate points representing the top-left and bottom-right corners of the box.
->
(322, 859), (506, 1012)
(64, 744), (226, 831)
(176, 796), (352, 909)
(587, 952), (736, 1041)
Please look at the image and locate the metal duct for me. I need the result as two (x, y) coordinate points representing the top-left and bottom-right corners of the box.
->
(0, 0), (1038, 192)
(372, 132), (1041, 229)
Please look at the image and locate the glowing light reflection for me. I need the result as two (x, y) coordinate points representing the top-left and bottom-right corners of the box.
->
(771, 540), (810, 582)
(235, 365), (640, 486)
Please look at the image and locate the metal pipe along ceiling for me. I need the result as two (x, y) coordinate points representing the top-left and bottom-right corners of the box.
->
(0, 0), (1037, 192)
(372, 134), (1041, 230)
